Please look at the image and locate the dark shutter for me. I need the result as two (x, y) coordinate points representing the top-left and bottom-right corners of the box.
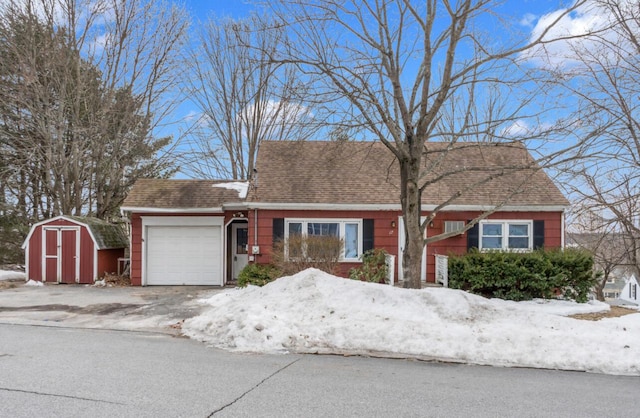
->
(533, 220), (545, 249)
(273, 218), (284, 242)
(467, 221), (479, 251)
(363, 219), (374, 252)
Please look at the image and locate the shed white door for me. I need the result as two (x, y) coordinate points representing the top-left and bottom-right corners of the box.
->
(145, 225), (222, 285)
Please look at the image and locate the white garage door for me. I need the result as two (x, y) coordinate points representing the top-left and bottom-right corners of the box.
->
(145, 225), (222, 285)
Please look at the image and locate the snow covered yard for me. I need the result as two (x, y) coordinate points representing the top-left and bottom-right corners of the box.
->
(183, 268), (640, 376)
(0, 269), (25, 281)
(0, 268), (26, 289)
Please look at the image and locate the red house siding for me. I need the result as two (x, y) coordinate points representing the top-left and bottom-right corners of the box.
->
(98, 249), (124, 277)
(247, 209), (400, 278)
(78, 226), (95, 282)
(248, 209), (564, 283)
(27, 226), (42, 281)
(426, 211), (564, 283)
(128, 209), (564, 286)
(130, 214), (142, 285)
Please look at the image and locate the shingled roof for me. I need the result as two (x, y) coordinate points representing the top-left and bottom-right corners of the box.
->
(250, 141), (568, 208)
(65, 216), (129, 249)
(121, 178), (248, 210)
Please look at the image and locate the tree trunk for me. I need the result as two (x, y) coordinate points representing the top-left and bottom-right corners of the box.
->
(595, 273), (607, 302)
(400, 140), (425, 289)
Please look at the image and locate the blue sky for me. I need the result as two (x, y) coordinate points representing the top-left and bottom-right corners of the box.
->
(169, 1), (595, 132)
(181, 1), (567, 24)
(182, 1), (256, 19)
(165, 0), (625, 180)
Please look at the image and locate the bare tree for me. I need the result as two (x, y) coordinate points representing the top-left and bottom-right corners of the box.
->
(560, 0), (640, 277)
(266, 0), (589, 288)
(180, 15), (318, 180)
(80, 0), (189, 218)
(0, 0), (188, 222)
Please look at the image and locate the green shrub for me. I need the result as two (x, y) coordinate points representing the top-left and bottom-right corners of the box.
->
(237, 263), (282, 287)
(349, 249), (389, 283)
(448, 248), (596, 302)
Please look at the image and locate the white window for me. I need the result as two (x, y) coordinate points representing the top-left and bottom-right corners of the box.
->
(480, 220), (532, 251)
(444, 221), (465, 234)
(285, 219), (362, 261)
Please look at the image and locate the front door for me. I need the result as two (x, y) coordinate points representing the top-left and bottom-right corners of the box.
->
(231, 223), (249, 280)
(43, 226), (79, 283)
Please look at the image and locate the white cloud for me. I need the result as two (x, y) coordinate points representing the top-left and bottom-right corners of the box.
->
(520, 0), (638, 70)
(519, 13), (537, 28)
(183, 110), (202, 123)
(500, 119), (531, 137)
(237, 99), (313, 140)
(87, 32), (109, 55)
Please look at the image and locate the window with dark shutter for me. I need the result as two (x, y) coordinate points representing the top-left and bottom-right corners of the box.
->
(273, 218), (284, 243)
(467, 221), (479, 250)
(533, 220), (545, 249)
(363, 219), (374, 252)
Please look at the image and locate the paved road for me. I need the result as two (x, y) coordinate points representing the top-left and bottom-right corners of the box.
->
(0, 323), (637, 418)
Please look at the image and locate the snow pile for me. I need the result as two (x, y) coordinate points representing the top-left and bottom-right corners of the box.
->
(492, 297), (611, 316)
(0, 270), (26, 281)
(212, 182), (249, 199)
(24, 280), (43, 287)
(183, 268), (640, 376)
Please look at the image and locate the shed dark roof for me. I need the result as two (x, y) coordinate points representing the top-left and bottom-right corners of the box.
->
(66, 216), (128, 249)
(251, 141), (569, 207)
(121, 179), (247, 210)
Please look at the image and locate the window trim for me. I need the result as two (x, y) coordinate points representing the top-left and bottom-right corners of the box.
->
(285, 218), (363, 262)
(479, 220), (533, 252)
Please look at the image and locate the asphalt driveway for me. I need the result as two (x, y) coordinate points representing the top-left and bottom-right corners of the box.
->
(0, 279), (226, 334)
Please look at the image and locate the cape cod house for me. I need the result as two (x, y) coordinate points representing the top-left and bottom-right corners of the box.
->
(121, 141), (569, 286)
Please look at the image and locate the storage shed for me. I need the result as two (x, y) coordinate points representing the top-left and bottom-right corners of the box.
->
(22, 215), (128, 284)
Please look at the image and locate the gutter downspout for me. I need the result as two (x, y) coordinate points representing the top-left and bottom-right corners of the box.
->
(254, 208), (258, 259)
(561, 209), (565, 248)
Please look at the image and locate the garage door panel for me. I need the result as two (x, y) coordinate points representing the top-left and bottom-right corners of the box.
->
(146, 225), (222, 285)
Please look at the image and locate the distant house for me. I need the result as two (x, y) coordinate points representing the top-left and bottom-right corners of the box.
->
(566, 232), (638, 300)
(121, 141), (569, 286)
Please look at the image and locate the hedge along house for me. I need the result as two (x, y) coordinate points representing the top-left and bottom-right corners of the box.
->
(22, 215), (128, 284)
(122, 140), (569, 286)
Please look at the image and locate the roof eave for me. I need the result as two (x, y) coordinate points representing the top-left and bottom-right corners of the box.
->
(247, 203), (568, 212)
(120, 206), (225, 214)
